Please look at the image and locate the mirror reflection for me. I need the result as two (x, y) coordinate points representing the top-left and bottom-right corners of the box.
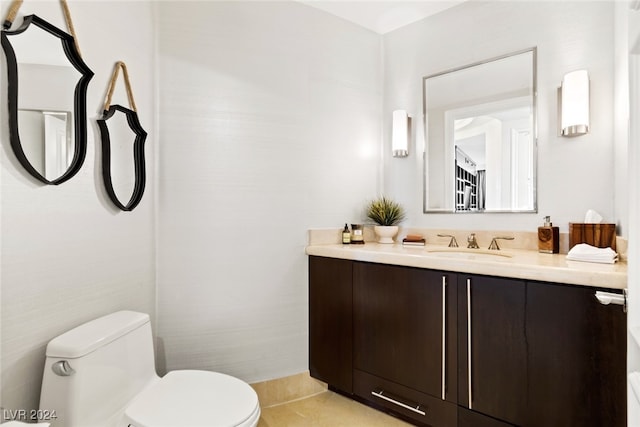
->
(18, 109), (72, 181)
(423, 48), (537, 213)
(1, 15), (93, 185)
(108, 111), (137, 203)
(10, 22), (79, 181)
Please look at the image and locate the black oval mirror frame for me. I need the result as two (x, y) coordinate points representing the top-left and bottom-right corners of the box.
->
(1, 15), (94, 185)
(97, 105), (147, 211)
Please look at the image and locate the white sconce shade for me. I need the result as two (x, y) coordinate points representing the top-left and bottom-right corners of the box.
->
(560, 70), (590, 137)
(392, 110), (409, 157)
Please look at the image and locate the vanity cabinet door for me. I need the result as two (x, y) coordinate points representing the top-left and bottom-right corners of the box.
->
(525, 281), (626, 427)
(353, 262), (457, 402)
(458, 274), (527, 426)
(308, 256), (353, 393)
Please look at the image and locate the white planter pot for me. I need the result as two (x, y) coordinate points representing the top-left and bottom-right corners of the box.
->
(374, 225), (399, 244)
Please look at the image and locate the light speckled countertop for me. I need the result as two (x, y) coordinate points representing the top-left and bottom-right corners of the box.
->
(305, 243), (627, 290)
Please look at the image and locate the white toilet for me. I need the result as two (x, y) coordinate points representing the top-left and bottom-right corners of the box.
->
(39, 311), (260, 427)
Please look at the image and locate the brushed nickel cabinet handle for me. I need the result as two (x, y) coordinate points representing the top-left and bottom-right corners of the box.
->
(371, 390), (426, 416)
(467, 278), (473, 409)
(442, 275), (447, 400)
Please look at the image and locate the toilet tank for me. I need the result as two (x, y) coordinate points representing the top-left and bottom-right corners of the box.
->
(39, 311), (159, 427)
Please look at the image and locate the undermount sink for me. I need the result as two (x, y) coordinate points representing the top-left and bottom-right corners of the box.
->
(426, 248), (513, 260)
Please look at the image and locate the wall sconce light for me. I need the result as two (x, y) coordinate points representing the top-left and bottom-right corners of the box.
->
(560, 70), (590, 137)
(392, 110), (410, 157)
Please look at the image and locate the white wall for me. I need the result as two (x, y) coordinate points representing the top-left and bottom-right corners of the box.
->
(383, 1), (618, 234)
(155, 2), (381, 382)
(625, 3), (640, 424)
(615, 0), (630, 238)
(0, 0), (156, 414)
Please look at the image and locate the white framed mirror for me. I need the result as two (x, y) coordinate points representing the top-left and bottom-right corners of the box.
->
(423, 48), (537, 213)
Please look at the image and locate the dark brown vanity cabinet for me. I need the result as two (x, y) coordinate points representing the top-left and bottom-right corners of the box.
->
(525, 281), (626, 427)
(352, 262), (458, 426)
(457, 275), (528, 426)
(308, 257), (626, 427)
(308, 256), (353, 393)
(458, 275), (626, 427)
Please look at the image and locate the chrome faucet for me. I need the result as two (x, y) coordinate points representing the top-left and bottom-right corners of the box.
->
(467, 233), (479, 249)
(488, 236), (515, 250)
(438, 233), (458, 248)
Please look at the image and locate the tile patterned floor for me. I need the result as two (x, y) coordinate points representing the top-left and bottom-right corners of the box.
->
(258, 390), (412, 426)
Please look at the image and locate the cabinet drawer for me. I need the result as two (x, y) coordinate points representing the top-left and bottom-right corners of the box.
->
(354, 369), (456, 427)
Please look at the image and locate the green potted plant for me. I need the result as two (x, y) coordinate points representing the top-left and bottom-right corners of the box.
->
(365, 196), (406, 243)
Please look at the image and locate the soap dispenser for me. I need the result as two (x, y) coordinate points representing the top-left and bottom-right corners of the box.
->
(342, 223), (351, 244)
(538, 216), (559, 254)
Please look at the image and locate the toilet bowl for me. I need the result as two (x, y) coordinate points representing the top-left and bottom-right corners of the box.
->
(123, 370), (260, 427)
(39, 311), (260, 427)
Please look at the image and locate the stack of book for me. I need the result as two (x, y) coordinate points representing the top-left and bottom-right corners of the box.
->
(402, 234), (426, 246)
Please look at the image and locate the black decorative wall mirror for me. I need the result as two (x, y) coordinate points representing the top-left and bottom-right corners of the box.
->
(97, 62), (147, 211)
(1, 6), (93, 185)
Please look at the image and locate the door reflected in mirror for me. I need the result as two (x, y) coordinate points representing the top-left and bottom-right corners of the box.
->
(18, 109), (72, 181)
(423, 48), (537, 213)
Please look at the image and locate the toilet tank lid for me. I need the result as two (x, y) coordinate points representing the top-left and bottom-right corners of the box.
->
(46, 311), (150, 359)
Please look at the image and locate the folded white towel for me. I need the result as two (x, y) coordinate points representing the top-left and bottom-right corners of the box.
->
(566, 243), (618, 264)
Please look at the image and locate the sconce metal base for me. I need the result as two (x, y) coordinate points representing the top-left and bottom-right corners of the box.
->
(561, 124), (589, 137)
(393, 149), (409, 158)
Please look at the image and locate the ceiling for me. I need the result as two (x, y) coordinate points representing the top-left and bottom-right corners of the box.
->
(300, 1), (466, 34)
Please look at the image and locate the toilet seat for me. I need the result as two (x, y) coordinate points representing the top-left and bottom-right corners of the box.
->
(123, 370), (260, 427)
